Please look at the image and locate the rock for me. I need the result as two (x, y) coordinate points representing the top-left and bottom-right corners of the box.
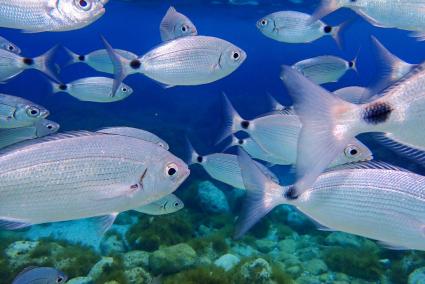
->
(88, 256), (114, 280)
(278, 239), (297, 254)
(198, 256), (213, 266)
(325, 232), (362, 248)
(196, 181), (230, 213)
(123, 250), (150, 269)
(5, 240), (39, 268)
(255, 239), (276, 253)
(409, 267), (425, 284)
(286, 265), (302, 278)
(304, 259), (328, 276)
(296, 275), (322, 284)
(149, 243), (197, 274)
(286, 210), (309, 228)
(240, 258), (272, 284)
(214, 254), (240, 271)
(100, 234), (126, 255)
(67, 277), (94, 284)
(125, 267), (152, 284)
(231, 243), (258, 257)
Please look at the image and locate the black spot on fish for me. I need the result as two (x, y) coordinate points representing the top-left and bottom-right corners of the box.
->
(348, 61), (354, 68)
(59, 84), (67, 91)
(324, 26), (332, 34)
(197, 156), (204, 163)
(284, 186), (299, 200)
(23, 58), (34, 66)
(363, 102), (393, 125)
(241, 121), (250, 129)
(130, 59), (141, 69)
(78, 55), (86, 61)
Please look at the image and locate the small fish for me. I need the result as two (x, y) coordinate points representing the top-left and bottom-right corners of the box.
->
(0, 46), (59, 82)
(186, 138), (278, 190)
(0, 119), (59, 149)
(292, 55), (357, 85)
(0, 94), (49, 129)
(311, 0), (425, 40)
(64, 48), (138, 74)
(236, 149), (425, 252)
(134, 194), (184, 215)
(0, 35), (20, 54)
(12, 266), (67, 284)
(0, 0), (107, 33)
(50, 77), (133, 102)
(160, 6), (198, 42)
(217, 94), (373, 166)
(101, 35), (246, 94)
(257, 11), (344, 44)
(280, 63), (425, 198)
(0, 128), (189, 232)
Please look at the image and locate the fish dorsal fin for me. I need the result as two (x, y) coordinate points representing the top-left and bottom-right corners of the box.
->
(326, 160), (410, 173)
(15, 266), (39, 277)
(97, 127), (169, 150)
(379, 61), (425, 95)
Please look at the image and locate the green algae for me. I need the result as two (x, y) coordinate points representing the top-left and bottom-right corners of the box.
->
(94, 255), (128, 284)
(163, 265), (231, 284)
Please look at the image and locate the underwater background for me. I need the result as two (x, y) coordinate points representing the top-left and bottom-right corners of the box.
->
(2, 0), (425, 283)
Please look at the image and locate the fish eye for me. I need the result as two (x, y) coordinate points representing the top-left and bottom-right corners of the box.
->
(181, 24), (189, 32)
(56, 276), (64, 283)
(47, 124), (54, 130)
(75, 0), (92, 11)
(121, 87), (128, 92)
(174, 202), (180, 207)
(27, 107), (40, 117)
(7, 45), (14, 51)
(260, 19), (268, 26)
(166, 163), (178, 177)
(231, 51), (241, 61)
(344, 145), (360, 157)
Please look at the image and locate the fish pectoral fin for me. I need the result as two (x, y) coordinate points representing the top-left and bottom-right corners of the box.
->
(92, 213), (119, 235)
(0, 217), (32, 230)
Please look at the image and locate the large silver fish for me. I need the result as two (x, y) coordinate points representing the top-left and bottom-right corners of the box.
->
(257, 11), (344, 44)
(0, 94), (49, 129)
(280, 63), (425, 198)
(51, 77), (133, 103)
(0, 119), (59, 149)
(0, 128), (189, 232)
(218, 95), (373, 166)
(102, 35), (246, 94)
(134, 193), (184, 215)
(160, 6), (198, 42)
(311, 0), (425, 40)
(236, 150), (425, 252)
(98, 127), (169, 150)
(12, 266), (67, 284)
(0, 0), (107, 33)
(0, 35), (20, 54)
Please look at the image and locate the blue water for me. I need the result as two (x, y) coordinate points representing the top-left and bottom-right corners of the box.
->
(2, 1), (425, 283)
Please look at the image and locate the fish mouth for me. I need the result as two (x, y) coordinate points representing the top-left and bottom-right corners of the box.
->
(41, 110), (50, 118)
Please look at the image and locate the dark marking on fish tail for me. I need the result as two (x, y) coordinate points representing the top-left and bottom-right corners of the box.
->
(78, 55), (86, 61)
(284, 186), (299, 200)
(362, 102), (393, 125)
(23, 58), (34, 66)
(197, 156), (204, 163)
(241, 120), (250, 129)
(59, 84), (67, 91)
(130, 59), (141, 69)
(324, 26), (332, 34)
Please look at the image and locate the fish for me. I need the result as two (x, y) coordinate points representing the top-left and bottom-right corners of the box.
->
(217, 94), (373, 166)
(0, 94), (49, 129)
(292, 55), (357, 85)
(0, 128), (190, 232)
(0, 0), (107, 33)
(97, 127), (169, 150)
(186, 138), (279, 190)
(0, 119), (59, 149)
(50, 77), (133, 103)
(256, 11), (345, 44)
(280, 63), (425, 199)
(160, 6), (198, 42)
(101, 35), (246, 94)
(64, 48), (138, 74)
(0, 46), (59, 82)
(310, 0), (425, 40)
(12, 266), (67, 284)
(0, 35), (20, 54)
(134, 194), (184, 215)
(333, 86), (371, 104)
(235, 149), (425, 252)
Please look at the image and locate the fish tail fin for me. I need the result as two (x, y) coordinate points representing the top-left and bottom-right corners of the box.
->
(216, 93), (245, 145)
(309, 0), (343, 24)
(350, 47), (361, 74)
(184, 136), (201, 166)
(32, 45), (61, 82)
(234, 148), (285, 239)
(48, 79), (63, 94)
(63, 47), (82, 67)
(101, 36), (134, 97)
(331, 19), (353, 49)
(280, 65), (359, 198)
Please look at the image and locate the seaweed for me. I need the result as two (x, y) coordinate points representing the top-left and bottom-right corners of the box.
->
(94, 255), (128, 284)
(163, 265), (231, 284)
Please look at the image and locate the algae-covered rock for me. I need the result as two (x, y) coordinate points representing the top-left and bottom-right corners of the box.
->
(123, 251), (150, 269)
(5, 240), (39, 268)
(409, 267), (425, 284)
(296, 275), (322, 284)
(239, 258), (272, 284)
(100, 233), (126, 255)
(304, 259), (328, 276)
(278, 239), (297, 254)
(67, 277), (94, 284)
(196, 181), (230, 213)
(125, 267), (152, 284)
(149, 243), (197, 274)
(325, 232), (363, 248)
(255, 239), (276, 253)
(214, 254), (240, 271)
(88, 257), (114, 280)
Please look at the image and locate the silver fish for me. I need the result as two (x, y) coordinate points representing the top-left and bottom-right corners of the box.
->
(160, 6), (198, 42)
(257, 11), (344, 44)
(0, 94), (49, 129)
(134, 193), (184, 215)
(333, 86), (371, 104)
(292, 55), (356, 85)
(102, 35), (246, 94)
(0, 35), (20, 54)
(0, 119), (59, 149)
(12, 266), (67, 284)
(64, 48), (138, 74)
(280, 62), (425, 198)
(51, 77), (133, 103)
(311, 0), (425, 40)
(0, 0), (107, 33)
(97, 127), (169, 150)
(236, 150), (425, 252)
(218, 95), (373, 166)
(0, 128), (189, 232)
